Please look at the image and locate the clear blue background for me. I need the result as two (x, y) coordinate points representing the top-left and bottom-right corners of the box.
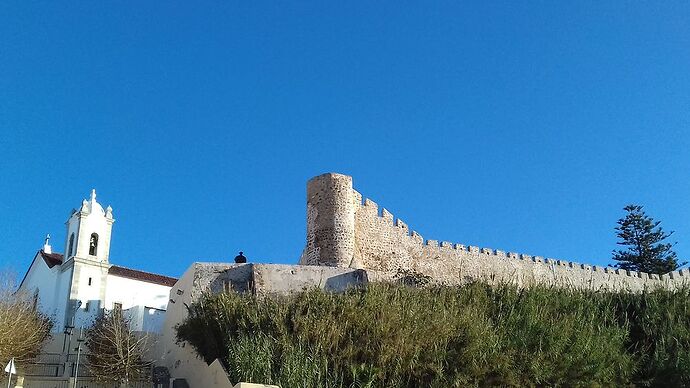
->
(1, 2), (688, 279)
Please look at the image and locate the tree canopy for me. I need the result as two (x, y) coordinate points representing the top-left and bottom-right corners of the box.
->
(612, 204), (684, 274)
(0, 279), (53, 365)
(85, 308), (150, 384)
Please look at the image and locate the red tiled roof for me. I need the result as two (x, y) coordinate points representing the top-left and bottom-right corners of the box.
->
(40, 250), (64, 268)
(108, 265), (177, 287)
(18, 250), (64, 289)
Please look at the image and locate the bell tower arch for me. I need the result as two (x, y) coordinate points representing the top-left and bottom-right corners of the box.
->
(64, 189), (115, 263)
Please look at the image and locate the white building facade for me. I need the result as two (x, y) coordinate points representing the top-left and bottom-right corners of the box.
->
(18, 190), (177, 335)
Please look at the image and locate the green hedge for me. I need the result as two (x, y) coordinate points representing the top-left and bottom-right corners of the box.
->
(176, 283), (690, 387)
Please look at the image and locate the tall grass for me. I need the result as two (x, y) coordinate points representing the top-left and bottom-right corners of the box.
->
(176, 283), (690, 387)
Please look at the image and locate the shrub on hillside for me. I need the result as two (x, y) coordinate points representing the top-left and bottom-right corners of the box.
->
(86, 308), (150, 384)
(173, 282), (690, 387)
(613, 288), (690, 386)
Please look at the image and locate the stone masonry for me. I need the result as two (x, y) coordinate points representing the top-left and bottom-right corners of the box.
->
(300, 173), (690, 291)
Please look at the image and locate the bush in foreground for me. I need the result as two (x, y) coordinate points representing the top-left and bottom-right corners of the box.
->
(177, 283), (690, 387)
(86, 308), (150, 384)
(0, 275), (53, 364)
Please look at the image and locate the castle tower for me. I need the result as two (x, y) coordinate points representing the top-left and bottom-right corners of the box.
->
(301, 173), (357, 267)
(64, 189), (115, 263)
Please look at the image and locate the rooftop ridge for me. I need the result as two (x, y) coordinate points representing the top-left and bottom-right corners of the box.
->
(108, 265), (178, 287)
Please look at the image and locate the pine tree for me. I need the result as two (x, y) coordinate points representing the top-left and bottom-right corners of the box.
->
(612, 204), (684, 274)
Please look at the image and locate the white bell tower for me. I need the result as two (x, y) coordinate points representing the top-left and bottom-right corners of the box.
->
(64, 189), (115, 263)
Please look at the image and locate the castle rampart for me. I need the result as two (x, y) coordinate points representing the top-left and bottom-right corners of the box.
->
(301, 173), (690, 291)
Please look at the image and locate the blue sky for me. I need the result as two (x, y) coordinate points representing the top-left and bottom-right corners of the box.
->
(1, 2), (689, 278)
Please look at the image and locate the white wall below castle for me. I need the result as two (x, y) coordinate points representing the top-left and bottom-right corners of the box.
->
(158, 264), (204, 383)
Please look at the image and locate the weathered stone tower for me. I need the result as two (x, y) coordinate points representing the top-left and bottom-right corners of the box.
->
(300, 173), (357, 267)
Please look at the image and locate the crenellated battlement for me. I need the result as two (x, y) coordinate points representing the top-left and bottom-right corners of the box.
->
(301, 173), (687, 291)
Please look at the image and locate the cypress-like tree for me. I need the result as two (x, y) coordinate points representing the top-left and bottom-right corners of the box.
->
(612, 204), (683, 274)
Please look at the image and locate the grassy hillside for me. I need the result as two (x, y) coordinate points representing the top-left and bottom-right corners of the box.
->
(176, 282), (690, 387)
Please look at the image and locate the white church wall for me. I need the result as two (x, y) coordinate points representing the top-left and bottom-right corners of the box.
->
(124, 305), (144, 331)
(18, 255), (71, 330)
(104, 275), (171, 332)
(52, 264), (73, 330)
(71, 260), (110, 328)
(143, 307), (166, 332)
(20, 258), (55, 309)
(122, 306), (165, 332)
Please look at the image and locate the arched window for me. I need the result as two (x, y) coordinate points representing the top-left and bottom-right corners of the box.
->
(89, 233), (99, 256)
(67, 233), (75, 258)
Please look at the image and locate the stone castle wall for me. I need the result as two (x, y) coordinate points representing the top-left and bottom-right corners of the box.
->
(301, 173), (690, 291)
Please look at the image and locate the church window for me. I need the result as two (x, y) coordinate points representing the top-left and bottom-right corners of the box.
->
(89, 233), (99, 256)
(67, 233), (75, 258)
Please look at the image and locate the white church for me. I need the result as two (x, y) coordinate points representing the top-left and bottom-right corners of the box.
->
(18, 190), (177, 335)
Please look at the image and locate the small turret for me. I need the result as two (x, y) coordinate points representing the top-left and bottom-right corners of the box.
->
(301, 173), (357, 267)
